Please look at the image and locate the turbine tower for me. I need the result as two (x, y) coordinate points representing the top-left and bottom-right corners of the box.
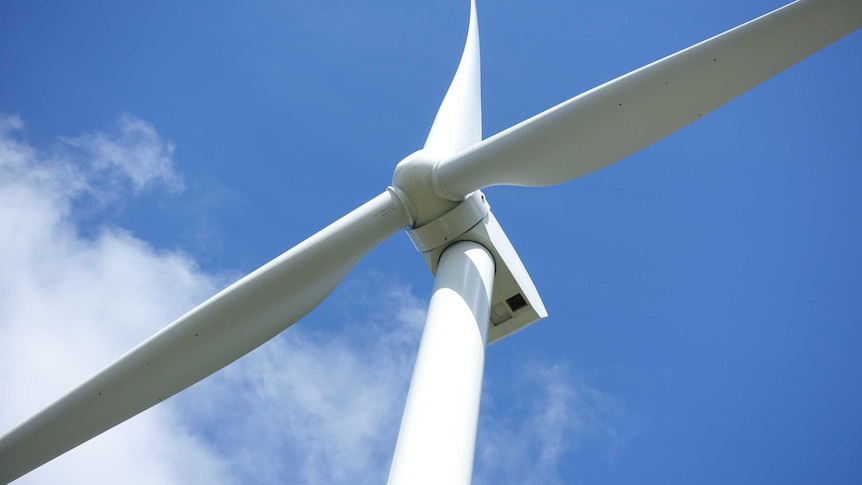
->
(1, 0), (860, 483)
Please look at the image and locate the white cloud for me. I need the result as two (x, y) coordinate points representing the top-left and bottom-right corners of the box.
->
(0, 114), (630, 484)
(62, 113), (184, 193)
(474, 362), (632, 485)
(0, 115), (426, 484)
(0, 115), (224, 484)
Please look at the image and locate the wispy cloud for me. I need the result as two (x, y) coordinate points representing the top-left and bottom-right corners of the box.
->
(62, 113), (184, 194)
(0, 115), (425, 484)
(0, 115), (223, 484)
(474, 362), (634, 485)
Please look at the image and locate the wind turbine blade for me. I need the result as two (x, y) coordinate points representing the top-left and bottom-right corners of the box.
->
(434, 0), (862, 199)
(423, 0), (481, 158)
(0, 190), (410, 483)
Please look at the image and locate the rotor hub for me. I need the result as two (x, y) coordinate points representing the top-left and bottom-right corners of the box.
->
(391, 149), (463, 228)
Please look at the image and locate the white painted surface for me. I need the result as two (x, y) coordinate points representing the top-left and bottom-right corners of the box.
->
(388, 241), (495, 485)
(424, 0), (482, 159)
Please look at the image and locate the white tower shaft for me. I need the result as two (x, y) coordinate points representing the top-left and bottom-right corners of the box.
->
(387, 241), (495, 485)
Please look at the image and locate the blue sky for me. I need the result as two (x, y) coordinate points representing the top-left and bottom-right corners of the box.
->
(1, 1), (861, 483)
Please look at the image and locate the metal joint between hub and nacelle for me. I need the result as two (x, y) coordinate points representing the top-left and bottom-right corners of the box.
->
(390, 150), (548, 344)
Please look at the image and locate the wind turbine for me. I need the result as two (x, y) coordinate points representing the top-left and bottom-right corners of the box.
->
(1, 0), (861, 482)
